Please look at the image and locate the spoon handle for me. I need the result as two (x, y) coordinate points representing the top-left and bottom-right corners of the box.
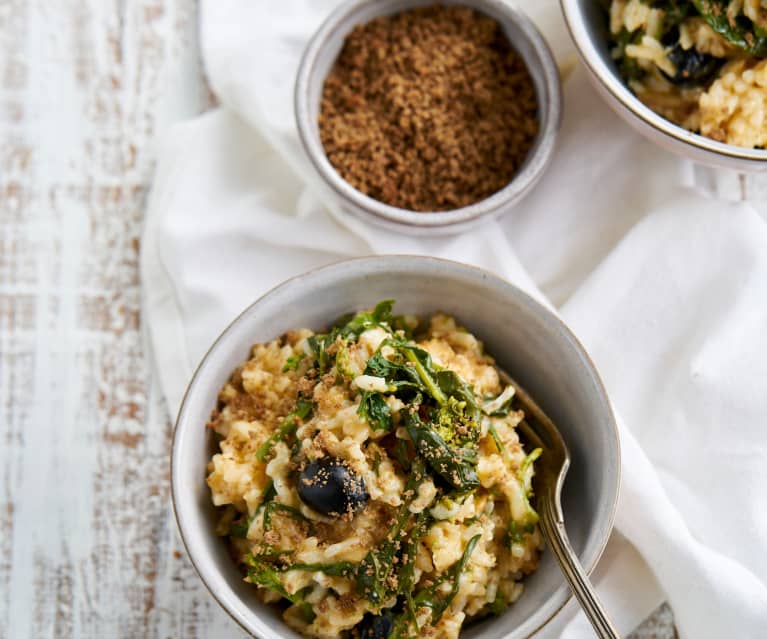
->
(540, 497), (623, 639)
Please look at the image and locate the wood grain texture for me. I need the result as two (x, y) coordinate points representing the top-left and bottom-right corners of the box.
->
(5, 1), (762, 637)
(0, 0), (226, 636)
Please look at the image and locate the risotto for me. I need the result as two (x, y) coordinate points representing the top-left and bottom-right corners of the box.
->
(608, 0), (767, 147)
(206, 301), (543, 639)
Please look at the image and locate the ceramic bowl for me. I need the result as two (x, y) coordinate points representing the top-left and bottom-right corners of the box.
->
(294, 0), (562, 235)
(560, 0), (767, 172)
(171, 256), (620, 639)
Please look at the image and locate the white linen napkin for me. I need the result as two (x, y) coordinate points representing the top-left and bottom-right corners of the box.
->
(141, 1), (767, 637)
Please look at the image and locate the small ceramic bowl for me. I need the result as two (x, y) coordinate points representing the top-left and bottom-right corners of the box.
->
(295, 0), (562, 235)
(561, 0), (767, 172)
(171, 256), (620, 639)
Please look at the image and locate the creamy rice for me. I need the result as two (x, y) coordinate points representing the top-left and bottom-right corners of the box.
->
(207, 301), (543, 639)
(609, 0), (767, 147)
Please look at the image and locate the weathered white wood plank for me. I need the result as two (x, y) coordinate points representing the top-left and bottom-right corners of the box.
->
(0, 1), (219, 637)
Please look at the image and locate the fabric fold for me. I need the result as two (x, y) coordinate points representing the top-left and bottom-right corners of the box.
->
(141, 1), (767, 637)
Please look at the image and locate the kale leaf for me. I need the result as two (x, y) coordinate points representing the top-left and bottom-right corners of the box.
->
(357, 391), (394, 432)
(262, 502), (308, 530)
(692, 0), (767, 56)
(355, 460), (426, 604)
(255, 398), (313, 462)
(389, 534), (482, 638)
(307, 331), (338, 376)
(245, 557), (316, 621)
(404, 406), (480, 492)
(282, 352), (305, 372)
(307, 300), (397, 376)
(339, 299), (395, 337)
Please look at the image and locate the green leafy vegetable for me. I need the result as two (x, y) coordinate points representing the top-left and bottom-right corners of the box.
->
(482, 385), (516, 417)
(364, 336), (482, 492)
(402, 346), (447, 405)
(364, 338), (460, 406)
(230, 516), (251, 539)
(246, 559), (294, 599)
(390, 534), (482, 638)
(251, 548), (296, 561)
(612, 27), (646, 82)
(262, 502), (307, 530)
(357, 391), (394, 432)
(520, 447), (543, 495)
(514, 445), (542, 527)
(692, 0), (767, 56)
(334, 341), (356, 379)
(339, 299), (395, 337)
(654, 0), (695, 30)
(356, 552), (387, 605)
(390, 313), (418, 338)
(436, 370), (481, 421)
(231, 480), (277, 538)
(355, 461), (427, 604)
(475, 592), (507, 620)
(282, 352), (306, 372)
(404, 406), (480, 492)
(432, 395), (480, 449)
(505, 520), (536, 546)
(363, 351), (423, 393)
(393, 437), (412, 472)
(399, 510), (432, 623)
(255, 399), (313, 462)
(487, 422), (505, 453)
(306, 300), (398, 376)
(257, 480), (277, 512)
(281, 561), (357, 577)
(426, 534), (482, 620)
(307, 332), (337, 376)
(245, 557), (315, 621)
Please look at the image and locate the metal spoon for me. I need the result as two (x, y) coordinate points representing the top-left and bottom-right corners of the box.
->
(500, 371), (622, 639)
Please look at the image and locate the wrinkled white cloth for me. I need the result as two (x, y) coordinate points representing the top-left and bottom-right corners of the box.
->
(141, 1), (767, 637)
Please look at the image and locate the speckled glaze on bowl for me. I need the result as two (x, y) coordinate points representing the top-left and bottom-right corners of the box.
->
(561, 0), (767, 172)
(171, 256), (620, 639)
(295, 0), (562, 235)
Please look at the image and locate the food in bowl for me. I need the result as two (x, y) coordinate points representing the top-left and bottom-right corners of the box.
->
(206, 300), (543, 639)
(318, 5), (539, 212)
(608, 0), (767, 148)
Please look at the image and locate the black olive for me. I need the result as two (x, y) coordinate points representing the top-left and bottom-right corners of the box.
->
(297, 457), (368, 516)
(662, 44), (724, 86)
(356, 611), (394, 639)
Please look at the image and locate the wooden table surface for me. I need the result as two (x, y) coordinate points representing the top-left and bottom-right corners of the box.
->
(4, 1), (765, 636)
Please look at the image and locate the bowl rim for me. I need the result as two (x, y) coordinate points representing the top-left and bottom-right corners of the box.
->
(170, 255), (621, 639)
(560, 0), (767, 164)
(294, 0), (563, 229)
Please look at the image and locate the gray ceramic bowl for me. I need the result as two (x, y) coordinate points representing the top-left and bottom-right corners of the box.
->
(171, 256), (620, 639)
(561, 0), (767, 172)
(295, 0), (562, 235)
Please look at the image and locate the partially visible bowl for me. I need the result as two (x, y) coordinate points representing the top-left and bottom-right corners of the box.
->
(295, 0), (562, 235)
(171, 256), (620, 639)
(561, 0), (767, 172)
